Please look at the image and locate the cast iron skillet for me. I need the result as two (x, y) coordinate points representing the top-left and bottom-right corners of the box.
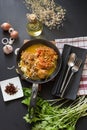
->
(16, 39), (61, 118)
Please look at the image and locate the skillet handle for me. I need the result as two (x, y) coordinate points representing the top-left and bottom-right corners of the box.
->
(29, 83), (38, 119)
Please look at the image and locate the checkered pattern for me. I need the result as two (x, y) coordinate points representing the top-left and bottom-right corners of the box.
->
(55, 36), (87, 95)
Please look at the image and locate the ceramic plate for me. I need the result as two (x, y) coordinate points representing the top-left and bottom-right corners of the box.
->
(0, 77), (24, 102)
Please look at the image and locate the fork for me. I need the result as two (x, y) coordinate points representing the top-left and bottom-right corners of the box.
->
(60, 58), (82, 98)
(60, 53), (76, 93)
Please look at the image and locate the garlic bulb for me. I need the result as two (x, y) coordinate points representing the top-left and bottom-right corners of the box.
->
(3, 45), (13, 54)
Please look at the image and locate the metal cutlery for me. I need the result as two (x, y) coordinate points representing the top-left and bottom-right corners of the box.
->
(60, 53), (76, 93)
(60, 57), (82, 98)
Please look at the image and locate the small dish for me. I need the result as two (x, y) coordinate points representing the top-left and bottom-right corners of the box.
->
(0, 77), (24, 102)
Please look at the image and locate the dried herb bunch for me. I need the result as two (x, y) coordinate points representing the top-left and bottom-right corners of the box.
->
(24, 0), (66, 29)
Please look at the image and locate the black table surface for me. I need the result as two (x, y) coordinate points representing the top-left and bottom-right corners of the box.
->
(0, 0), (87, 130)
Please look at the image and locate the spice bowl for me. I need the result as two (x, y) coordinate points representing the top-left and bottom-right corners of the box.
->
(0, 77), (24, 102)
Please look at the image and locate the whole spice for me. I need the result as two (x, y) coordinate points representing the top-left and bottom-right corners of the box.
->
(24, 0), (66, 29)
(5, 83), (18, 95)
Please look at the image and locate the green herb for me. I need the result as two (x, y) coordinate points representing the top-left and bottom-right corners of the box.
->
(22, 87), (87, 130)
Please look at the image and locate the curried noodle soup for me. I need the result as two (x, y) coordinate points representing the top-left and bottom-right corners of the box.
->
(18, 44), (58, 80)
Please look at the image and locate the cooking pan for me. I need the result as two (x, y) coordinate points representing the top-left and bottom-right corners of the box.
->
(16, 39), (61, 118)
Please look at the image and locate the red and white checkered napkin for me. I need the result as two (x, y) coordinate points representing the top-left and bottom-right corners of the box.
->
(55, 36), (87, 96)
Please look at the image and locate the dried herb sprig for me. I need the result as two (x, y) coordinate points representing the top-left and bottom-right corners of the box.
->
(24, 0), (66, 29)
